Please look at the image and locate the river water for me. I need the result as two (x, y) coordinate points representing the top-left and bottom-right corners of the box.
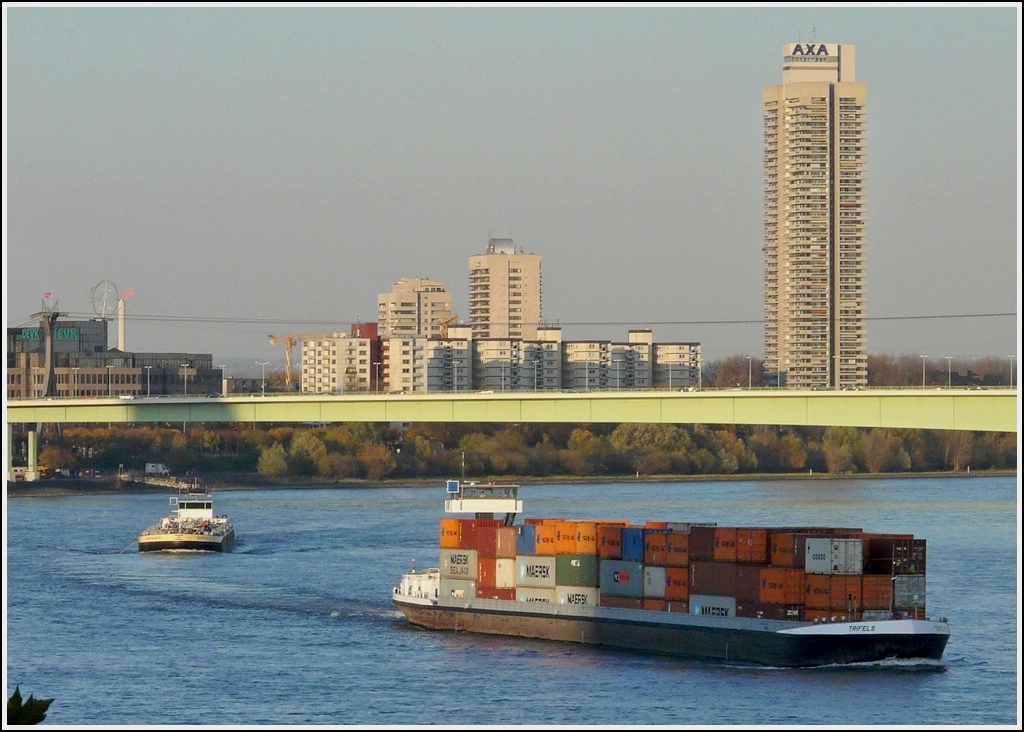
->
(4, 475), (1019, 727)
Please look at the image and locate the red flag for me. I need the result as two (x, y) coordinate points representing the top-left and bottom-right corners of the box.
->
(43, 292), (52, 299)
(122, 289), (134, 299)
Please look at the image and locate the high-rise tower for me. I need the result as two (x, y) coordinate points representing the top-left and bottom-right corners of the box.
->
(763, 42), (867, 389)
(468, 238), (543, 340)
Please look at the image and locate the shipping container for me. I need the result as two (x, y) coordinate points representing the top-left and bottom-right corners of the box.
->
(516, 524), (536, 556)
(555, 521), (578, 554)
(689, 594), (736, 618)
(534, 524), (557, 555)
(713, 527), (738, 562)
(688, 525), (716, 561)
(863, 536), (927, 575)
(439, 577), (476, 600)
(861, 573), (894, 611)
(599, 594), (643, 610)
(555, 554), (599, 588)
(440, 548), (478, 580)
(768, 531), (807, 568)
(829, 575), (863, 614)
(575, 522), (598, 555)
(477, 557), (516, 589)
(642, 598), (667, 612)
(643, 565), (666, 599)
(805, 537), (864, 575)
(555, 585), (599, 607)
(439, 518), (461, 549)
(516, 587), (555, 603)
(598, 559), (644, 597)
(664, 566), (690, 601)
(643, 530), (669, 566)
(477, 587), (516, 601)
(894, 574), (926, 610)
(736, 566), (805, 605)
(622, 527), (645, 562)
(457, 519), (478, 550)
(665, 600), (689, 614)
(516, 555), (557, 589)
(664, 532), (690, 567)
(804, 573), (832, 610)
(596, 524), (624, 560)
(735, 528), (769, 564)
(689, 560), (738, 597)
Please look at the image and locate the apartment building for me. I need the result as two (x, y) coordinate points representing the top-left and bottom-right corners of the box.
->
(468, 238), (543, 340)
(762, 42), (867, 389)
(377, 277), (455, 339)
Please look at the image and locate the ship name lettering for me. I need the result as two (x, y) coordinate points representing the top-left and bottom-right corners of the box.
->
(848, 624), (876, 632)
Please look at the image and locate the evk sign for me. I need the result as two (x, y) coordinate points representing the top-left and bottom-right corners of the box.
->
(791, 43), (830, 56)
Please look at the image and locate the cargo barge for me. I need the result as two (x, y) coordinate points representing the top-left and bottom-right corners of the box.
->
(392, 481), (950, 668)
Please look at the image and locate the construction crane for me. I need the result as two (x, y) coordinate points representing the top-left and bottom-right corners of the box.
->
(268, 333), (330, 391)
(439, 314), (458, 338)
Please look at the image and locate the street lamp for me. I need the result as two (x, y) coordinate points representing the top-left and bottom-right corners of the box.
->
(746, 356), (752, 390)
(72, 367), (79, 399)
(945, 356), (953, 388)
(258, 361), (269, 396)
(144, 365), (152, 397)
(1010, 355), (1016, 388)
(181, 363), (190, 395)
(668, 363), (673, 390)
(106, 365), (113, 397)
(920, 355), (927, 388)
(374, 361), (382, 392)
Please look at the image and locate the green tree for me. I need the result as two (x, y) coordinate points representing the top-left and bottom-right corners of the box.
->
(7, 686), (54, 724)
(257, 442), (288, 476)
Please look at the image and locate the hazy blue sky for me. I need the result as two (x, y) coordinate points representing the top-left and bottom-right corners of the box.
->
(4, 4), (1020, 368)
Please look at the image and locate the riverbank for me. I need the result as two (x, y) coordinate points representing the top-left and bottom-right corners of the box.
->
(6, 468), (1016, 498)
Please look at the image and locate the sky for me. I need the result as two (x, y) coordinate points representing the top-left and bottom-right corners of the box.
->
(4, 3), (1020, 372)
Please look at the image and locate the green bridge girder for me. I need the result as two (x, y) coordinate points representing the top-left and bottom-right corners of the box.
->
(6, 388), (1018, 433)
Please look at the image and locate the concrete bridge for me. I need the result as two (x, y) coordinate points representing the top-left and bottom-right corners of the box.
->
(8, 388), (1016, 481)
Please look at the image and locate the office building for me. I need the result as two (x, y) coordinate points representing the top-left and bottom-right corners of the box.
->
(468, 238), (542, 340)
(762, 42), (867, 389)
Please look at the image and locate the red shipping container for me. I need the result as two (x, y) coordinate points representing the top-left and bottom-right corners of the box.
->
(713, 527), (737, 562)
(596, 524), (624, 560)
(664, 566), (690, 601)
(476, 587), (516, 601)
(644, 530), (669, 566)
(599, 594), (643, 610)
(736, 528), (769, 564)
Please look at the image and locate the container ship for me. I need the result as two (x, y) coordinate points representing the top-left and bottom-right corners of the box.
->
(392, 481), (950, 668)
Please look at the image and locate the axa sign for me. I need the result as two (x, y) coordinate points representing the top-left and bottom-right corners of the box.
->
(792, 43), (830, 56)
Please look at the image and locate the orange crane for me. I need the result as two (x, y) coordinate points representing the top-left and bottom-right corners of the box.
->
(439, 314), (458, 338)
(268, 333), (331, 390)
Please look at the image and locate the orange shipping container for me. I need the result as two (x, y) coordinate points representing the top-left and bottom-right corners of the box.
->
(575, 522), (598, 555)
(495, 526), (517, 558)
(643, 598), (667, 612)
(596, 525), (624, 559)
(736, 528), (769, 564)
(664, 532), (690, 567)
(534, 524), (557, 555)
(664, 566), (690, 601)
(477, 556), (497, 588)
(861, 574), (894, 611)
(805, 573), (832, 610)
(829, 575), (863, 613)
(555, 521), (578, 554)
(440, 518), (461, 548)
(644, 531), (669, 566)
(713, 527), (737, 562)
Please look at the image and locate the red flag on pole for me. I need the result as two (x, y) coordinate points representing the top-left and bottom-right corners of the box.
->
(122, 289), (134, 299)
(43, 292), (52, 299)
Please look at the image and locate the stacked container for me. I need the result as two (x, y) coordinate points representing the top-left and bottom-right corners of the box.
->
(437, 515), (929, 622)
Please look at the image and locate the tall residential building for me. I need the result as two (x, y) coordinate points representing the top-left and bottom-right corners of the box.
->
(377, 277), (455, 339)
(762, 42), (867, 389)
(468, 238), (543, 340)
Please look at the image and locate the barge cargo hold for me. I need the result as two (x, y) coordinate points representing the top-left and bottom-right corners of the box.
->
(392, 481), (950, 668)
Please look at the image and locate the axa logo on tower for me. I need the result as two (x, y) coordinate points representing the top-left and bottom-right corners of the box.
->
(792, 43), (830, 56)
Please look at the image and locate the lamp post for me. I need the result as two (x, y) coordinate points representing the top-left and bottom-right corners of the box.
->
(533, 356), (540, 392)
(144, 365), (152, 397)
(746, 356), (752, 390)
(72, 367), (79, 398)
(945, 356), (953, 388)
(1010, 355), (1016, 388)
(920, 355), (927, 388)
(258, 361), (269, 396)
(668, 363), (673, 390)
(374, 361), (382, 392)
(106, 365), (113, 397)
(181, 363), (189, 395)
(614, 359), (622, 391)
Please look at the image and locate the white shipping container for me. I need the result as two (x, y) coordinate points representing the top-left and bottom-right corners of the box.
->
(555, 585), (599, 606)
(643, 565), (667, 599)
(516, 587), (555, 603)
(440, 548), (478, 580)
(689, 594), (736, 618)
(894, 574), (926, 609)
(804, 538), (832, 574)
(516, 555), (557, 589)
(494, 558), (516, 589)
(830, 538), (864, 575)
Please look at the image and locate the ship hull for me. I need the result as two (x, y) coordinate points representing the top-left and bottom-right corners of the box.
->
(138, 529), (235, 553)
(393, 596), (949, 668)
